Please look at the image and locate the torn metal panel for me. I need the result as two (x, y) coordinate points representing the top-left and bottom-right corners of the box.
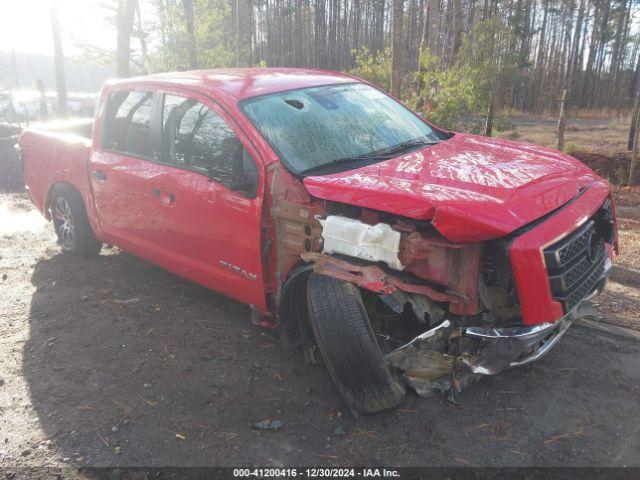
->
(301, 251), (464, 304)
(267, 163), (325, 294)
(380, 290), (445, 324)
(385, 320), (455, 398)
(389, 349), (455, 398)
(399, 230), (483, 316)
(387, 319), (452, 354)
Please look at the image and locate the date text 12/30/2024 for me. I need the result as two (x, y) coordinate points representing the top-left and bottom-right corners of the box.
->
(233, 468), (401, 478)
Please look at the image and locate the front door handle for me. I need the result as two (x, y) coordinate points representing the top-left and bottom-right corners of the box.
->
(92, 170), (107, 182)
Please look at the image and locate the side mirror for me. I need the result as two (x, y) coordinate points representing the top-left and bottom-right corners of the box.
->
(231, 149), (259, 198)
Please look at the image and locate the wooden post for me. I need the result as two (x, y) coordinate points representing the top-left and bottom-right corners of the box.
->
(556, 88), (567, 151)
(629, 106), (640, 186)
(35, 79), (48, 122)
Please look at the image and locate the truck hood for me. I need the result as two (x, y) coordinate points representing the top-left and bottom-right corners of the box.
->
(303, 133), (603, 242)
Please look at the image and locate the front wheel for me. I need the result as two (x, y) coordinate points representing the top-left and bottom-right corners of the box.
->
(306, 273), (405, 414)
(50, 184), (102, 257)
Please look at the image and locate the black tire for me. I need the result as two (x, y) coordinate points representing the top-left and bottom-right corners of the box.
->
(307, 273), (405, 414)
(49, 184), (102, 257)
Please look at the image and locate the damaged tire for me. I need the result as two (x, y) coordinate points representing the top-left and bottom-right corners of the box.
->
(307, 273), (405, 414)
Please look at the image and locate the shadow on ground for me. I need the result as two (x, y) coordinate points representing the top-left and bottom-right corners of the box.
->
(0, 140), (24, 194)
(21, 249), (640, 467)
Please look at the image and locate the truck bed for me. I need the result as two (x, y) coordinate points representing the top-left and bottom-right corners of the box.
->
(26, 118), (94, 140)
(19, 119), (94, 220)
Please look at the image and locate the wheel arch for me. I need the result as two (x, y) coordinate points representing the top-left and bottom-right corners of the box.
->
(47, 181), (102, 257)
(277, 262), (315, 350)
(45, 181), (84, 220)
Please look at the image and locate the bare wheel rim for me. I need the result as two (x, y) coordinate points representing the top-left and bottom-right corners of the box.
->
(52, 195), (75, 249)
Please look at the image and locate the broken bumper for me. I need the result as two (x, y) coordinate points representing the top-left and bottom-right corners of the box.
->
(465, 318), (572, 375)
(464, 265), (610, 375)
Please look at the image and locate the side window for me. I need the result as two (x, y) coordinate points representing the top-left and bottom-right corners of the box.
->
(103, 90), (153, 157)
(162, 95), (246, 188)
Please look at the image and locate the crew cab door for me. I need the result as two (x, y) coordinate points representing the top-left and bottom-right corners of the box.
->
(89, 89), (163, 250)
(90, 88), (266, 310)
(142, 91), (266, 309)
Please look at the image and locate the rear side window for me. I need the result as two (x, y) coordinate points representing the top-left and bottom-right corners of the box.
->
(103, 91), (154, 157)
(162, 94), (244, 187)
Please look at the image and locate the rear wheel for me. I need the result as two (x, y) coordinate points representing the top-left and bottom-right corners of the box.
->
(306, 273), (405, 414)
(50, 184), (102, 257)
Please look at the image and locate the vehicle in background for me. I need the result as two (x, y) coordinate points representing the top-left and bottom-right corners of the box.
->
(18, 69), (618, 414)
(1, 90), (97, 123)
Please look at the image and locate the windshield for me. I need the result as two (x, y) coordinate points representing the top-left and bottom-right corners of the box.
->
(239, 83), (443, 175)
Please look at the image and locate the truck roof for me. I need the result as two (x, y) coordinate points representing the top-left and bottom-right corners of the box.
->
(104, 68), (357, 102)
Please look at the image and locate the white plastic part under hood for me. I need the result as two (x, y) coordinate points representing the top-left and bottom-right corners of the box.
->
(318, 215), (404, 270)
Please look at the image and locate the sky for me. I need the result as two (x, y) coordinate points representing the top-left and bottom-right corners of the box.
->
(0, 0), (115, 57)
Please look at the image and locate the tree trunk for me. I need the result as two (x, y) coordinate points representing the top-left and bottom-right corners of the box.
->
(117, 0), (138, 77)
(390, 0), (403, 95)
(157, 0), (168, 69)
(629, 106), (640, 186)
(50, 1), (68, 118)
(135, 2), (148, 74)
(415, 0), (430, 111)
(426, 0), (438, 52)
(533, 2), (549, 112)
(485, 93), (495, 137)
(451, 0), (463, 63)
(11, 50), (20, 89)
(36, 79), (48, 122)
(183, 0), (198, 69)
(236, 0), (252, 67)
(629, 53), (640, 115)
(568, 0), (586, 97)
(314, 0), (326, 68)
(629, 88), (640, 151)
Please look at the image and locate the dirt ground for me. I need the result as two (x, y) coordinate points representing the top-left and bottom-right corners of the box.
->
(1, 127), (640, 469)
(504, 115), (631, 153)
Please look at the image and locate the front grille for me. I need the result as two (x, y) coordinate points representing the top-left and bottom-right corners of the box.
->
(544, 220), (593, 270)
(544, 203), (610, 312)
(561, 258), (604, 309)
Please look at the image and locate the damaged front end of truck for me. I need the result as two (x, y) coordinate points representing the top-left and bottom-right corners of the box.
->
(266, 155), (617, 414)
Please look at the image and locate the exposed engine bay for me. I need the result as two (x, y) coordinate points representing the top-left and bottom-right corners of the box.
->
(267, 164), (615, 403)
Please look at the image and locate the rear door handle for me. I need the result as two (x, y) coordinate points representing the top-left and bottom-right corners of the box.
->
(92, 170), (107, 182)
(152, 188), (176, 205)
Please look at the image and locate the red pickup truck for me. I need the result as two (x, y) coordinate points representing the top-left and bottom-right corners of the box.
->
(18, 68), (618, 414)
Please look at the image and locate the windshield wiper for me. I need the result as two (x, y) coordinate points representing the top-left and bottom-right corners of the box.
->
(299, 139), (441, 176)
(300, 155), (374, 175)
(372, 139), (441, 158)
